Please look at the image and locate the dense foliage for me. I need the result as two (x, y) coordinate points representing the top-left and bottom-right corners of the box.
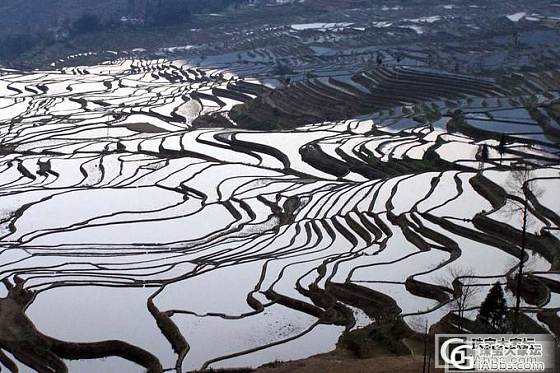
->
(151, 0), (192, 26)
(0, 34), (38, 60)
(0, 0), (247, 63)
(72, 14), (102, 34)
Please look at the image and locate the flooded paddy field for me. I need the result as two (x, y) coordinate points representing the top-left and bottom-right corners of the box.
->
(0, 1), (560, 372)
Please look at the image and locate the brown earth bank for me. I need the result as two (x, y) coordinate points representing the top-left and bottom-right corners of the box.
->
(254, 354), (443, 373)
(196, 324), (444, 373)
(194, 354), (443, 373)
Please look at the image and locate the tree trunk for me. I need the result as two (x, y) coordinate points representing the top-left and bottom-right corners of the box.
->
(514, 199), (528, 333)
(422, 321), (428, 373)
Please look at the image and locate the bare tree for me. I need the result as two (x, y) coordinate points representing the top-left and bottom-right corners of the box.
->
(497, 135), (507, 164)
(476, 143), (490, 170)
(438, 266), (479, 331)
(503, 162), (543, 333)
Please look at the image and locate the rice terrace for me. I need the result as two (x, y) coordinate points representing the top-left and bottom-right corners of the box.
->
(0, 0), (559, 372)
